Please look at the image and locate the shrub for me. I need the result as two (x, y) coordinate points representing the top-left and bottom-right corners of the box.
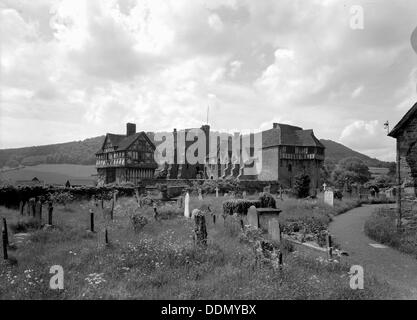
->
(222, 199), (261, 215)
(258, 192), (276, 208)
(293, 173), (311, 198)
(9, 217), (41, 233)
(130, 214), (149, 233)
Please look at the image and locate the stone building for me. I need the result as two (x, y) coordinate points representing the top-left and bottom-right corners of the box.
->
(95, 123), (158, 185)
(388, 102), (417, 197)
(258, 123), (325, 190)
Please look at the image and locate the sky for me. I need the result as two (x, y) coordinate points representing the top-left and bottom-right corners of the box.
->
(1, 0), (417, 161)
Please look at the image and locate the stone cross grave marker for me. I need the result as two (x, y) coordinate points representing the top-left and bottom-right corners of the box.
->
(324, 190), (334, 207)
(268, 218), (281, 242)
(247, 206), (259, 228)
(184, 192), (190, 218)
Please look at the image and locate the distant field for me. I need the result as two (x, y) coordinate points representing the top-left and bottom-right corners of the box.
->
(0, 164), (97, 185)
(369, 167), (389, 178)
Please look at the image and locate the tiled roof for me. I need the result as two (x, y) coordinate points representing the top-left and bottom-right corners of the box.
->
(262, 124), (324, 148)
(97, 131), (155, 154)
(388, 102), (417, 138)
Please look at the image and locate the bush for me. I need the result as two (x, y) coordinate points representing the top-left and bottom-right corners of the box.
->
(293, 173), (311, 198)
(130, 214), (149, 233)
(222, 199), (261, 215)
(9, 217), (41, 233)
(258, 192), (276, 208)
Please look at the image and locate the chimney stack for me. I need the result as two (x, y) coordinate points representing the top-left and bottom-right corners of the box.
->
(273, 123), (279, 129)
(126, 123), (136, 136)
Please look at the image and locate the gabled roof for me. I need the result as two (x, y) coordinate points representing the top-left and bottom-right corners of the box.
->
(388, 102), (417, 138)
(96, 131), (155, 154)
(262, 123), (324, 148)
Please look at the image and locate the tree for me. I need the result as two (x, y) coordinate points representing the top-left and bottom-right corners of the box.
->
(320, 158), (336, 183)
(293, 173), (311, 198)
(387, 162), (396, 177)
(331, 157), (371, 188)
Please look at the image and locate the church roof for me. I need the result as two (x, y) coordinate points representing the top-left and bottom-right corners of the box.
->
(388, 102), (417, 138)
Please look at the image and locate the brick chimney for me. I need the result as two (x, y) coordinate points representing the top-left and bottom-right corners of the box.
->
(126, 123), (136, 136)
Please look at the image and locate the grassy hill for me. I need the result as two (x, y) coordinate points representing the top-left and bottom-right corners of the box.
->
(0, 135), (391, 173)
(320, 139), (392, 167)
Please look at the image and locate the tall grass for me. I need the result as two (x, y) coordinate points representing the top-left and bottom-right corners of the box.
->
(0, 197), (397, 300)
(365, 207), (417, 256)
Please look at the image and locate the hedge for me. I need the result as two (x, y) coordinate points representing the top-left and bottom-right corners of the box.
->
(0, 185), (138, 208)
(222, 199), (261, 215)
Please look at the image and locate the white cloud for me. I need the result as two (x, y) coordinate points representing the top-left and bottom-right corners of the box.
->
(0, 0), (416, 163)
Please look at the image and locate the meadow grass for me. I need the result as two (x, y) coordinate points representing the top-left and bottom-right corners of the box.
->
(0, 196), (397, 299)
(365, 206), (417, 257)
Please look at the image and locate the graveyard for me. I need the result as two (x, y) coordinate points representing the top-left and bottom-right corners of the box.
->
(0, 189), (398, 300)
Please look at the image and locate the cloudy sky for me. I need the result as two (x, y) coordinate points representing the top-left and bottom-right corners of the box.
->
(1, 0), (417, 161)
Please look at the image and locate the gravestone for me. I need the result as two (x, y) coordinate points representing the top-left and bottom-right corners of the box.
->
(35, 199), (42, 223)
(324, 190), (334, 207)
(29, 198), (36, 217)
(215, 187), (219, 198)
(194, 211), (207, 246)
(247, 205), (259, 228)
(26, 200), (31, 216)
(191, 209), (200, 219)
(242, 191), (247, 198)
(268, 218), (281, 242)
(19, 201), (24, 215)
(184, 192), (190, 218)
(198, 188), (203, 200)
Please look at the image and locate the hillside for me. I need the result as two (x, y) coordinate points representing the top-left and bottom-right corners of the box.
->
(320, 139), (391, 167)
(0, 135), (391, 169)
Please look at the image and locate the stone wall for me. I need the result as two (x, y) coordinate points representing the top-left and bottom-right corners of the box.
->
(397, 116), (417, 196)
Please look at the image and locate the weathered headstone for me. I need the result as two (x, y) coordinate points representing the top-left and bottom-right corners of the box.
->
(247, 206), (259, 228)
(26, 200), (31, 216)
(2, 218), (8, 247)
(191, 209), (200, 219)
(242, 191), (247, 198)
(215, 187), (219, 198)
(184, 192), (190, 218)
(48, 201), (53, 225)
(198, 188), (203, 200)
(153, 203), (159, 221)
(35, 199), (42, 223)
(29, 198), (36, 217)
(324, 190), (334, 207)
(90, 209), (94, 232)
(268, 218), (281, 242)
(19, 201), (24, 215)
(194, 211), (207, 246)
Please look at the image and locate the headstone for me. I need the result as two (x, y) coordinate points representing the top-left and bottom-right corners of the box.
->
(242, 191), (247, 198)
(153, 203), (158, 221)
(194, 212), (207, 246)
(35, 200), (42, 223)
(26, 200), (31, 216)
(184, 192), (190, 218)
(198, 189), (203, 201)
(324, 190), (334, 207)
(247, 205), (259, 228)
(322, 183), (327, 191)
(19, 201), (24, 215)
(29, 198), (36, 217)
(215, 187), (219, 198)
(268, 218), (281, 242)
(48, 201), (54, 225)
(191, 209), (200, 219)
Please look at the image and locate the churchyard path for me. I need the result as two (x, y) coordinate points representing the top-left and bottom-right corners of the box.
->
(329, 204), (417, 299)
